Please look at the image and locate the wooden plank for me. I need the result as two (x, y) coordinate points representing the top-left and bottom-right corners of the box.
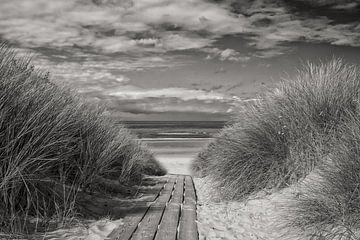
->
(154, 175), (184, 240)
(108, 180), (166, 220)
(130, 177), (176, 240)
(136, 178), (168, 202)
(108, 177), (169, 240)
(108, 210), (148, 240)
(178, 176), (198, 240)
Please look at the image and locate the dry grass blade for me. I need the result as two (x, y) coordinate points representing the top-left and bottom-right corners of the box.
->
(0, 43), (166, 234)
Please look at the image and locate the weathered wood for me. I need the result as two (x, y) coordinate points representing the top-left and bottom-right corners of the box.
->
(130, 177), (176, 240)
(178, 176), (198, 240)
(107, 175), (199, 240)
(154, 175), (184, 240)
(138, 176), (169, 201)
(108, 178), (168, 240)
(108, 210), (148, 240)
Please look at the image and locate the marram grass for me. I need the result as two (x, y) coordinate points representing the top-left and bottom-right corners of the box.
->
(193, 59), (360, 199)
(193, 59), (360, 238)
(0, 43), (165, 233)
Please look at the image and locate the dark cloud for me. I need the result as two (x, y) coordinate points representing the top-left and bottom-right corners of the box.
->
(251, 17), (273, 27)
(284, 0), (359, 8)
(282, 0), (360, 23)
(209, 85), (224, 91)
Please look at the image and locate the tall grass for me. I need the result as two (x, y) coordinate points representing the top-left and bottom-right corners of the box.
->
(193, 59), (360, 199)
(0, 44), (165, 233)
(285, 114), (360, 239)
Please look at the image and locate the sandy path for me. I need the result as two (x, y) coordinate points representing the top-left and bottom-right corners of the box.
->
(194, 177), (295, 240)
(39, 138), (298, 240)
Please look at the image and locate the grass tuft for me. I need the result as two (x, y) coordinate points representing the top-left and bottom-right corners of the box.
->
(284, 114), (360, 239)
(0, 43), (165, 233)
(194, 59), (360, 199)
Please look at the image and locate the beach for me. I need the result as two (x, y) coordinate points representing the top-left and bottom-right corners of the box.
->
(144, 137), (291, 240)
(142, 137), (212, 175)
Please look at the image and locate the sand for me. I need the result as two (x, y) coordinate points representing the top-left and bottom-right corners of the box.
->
(143, 138), (211, 175)
(45, 178), (293, 240)
(42, 219), (123, 240)
(27, 138), (302, 240)
(35, 176), (166, 240)
(194, 177), (297, 240)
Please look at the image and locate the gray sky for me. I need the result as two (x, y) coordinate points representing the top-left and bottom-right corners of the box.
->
(1, 0), (360, 121)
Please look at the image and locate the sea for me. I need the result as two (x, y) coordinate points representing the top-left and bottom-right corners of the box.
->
(122, 121), (226, 174)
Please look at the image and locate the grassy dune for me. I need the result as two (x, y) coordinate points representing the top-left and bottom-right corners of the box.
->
(0, 44), (165, 234)
(193, 59), (360, 238)
(286, 117), (360, 239)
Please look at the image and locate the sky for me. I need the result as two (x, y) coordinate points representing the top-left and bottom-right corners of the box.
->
(1, 0), (360, 121)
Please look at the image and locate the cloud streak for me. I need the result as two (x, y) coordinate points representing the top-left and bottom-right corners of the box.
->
(83, 85), (241, 118)
(204, 48), (251, 62)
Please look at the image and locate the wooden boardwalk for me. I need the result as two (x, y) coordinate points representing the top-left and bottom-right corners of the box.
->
(108, 175), (198, 240)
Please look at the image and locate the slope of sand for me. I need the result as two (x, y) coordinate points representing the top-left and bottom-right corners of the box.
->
(31, 177), (166, 240)
(42, 219), (123, 240)
(194, 177), (299, 240)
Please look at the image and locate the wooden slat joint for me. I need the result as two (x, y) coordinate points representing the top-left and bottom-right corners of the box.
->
(108, 175), (198, 240)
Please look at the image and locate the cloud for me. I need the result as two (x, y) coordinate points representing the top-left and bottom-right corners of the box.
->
(106, 86), (229, 101)
(242, 5), (360, 57)
(107, 98), (230, 114)
(78, 80), (245, 116)
(285, 0), (358, 8)
(2, 0), (360, 121)
(83, 85), (242, 117)
(219, 49), (249, 61)
(14, 46), (183, 88)
(161, 34), (213, 50)
(0, 0), (245, 54)
(1, 0), (360, 60)
(204, 48), (251, 62)
(332, 2), (359, 10)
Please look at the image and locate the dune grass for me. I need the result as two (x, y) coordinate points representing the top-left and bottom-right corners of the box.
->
(193, 59), (360, 199)
(284, 114), (360, 240)
(193, 59), (360, 237)
(0, 44), (165, 234)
